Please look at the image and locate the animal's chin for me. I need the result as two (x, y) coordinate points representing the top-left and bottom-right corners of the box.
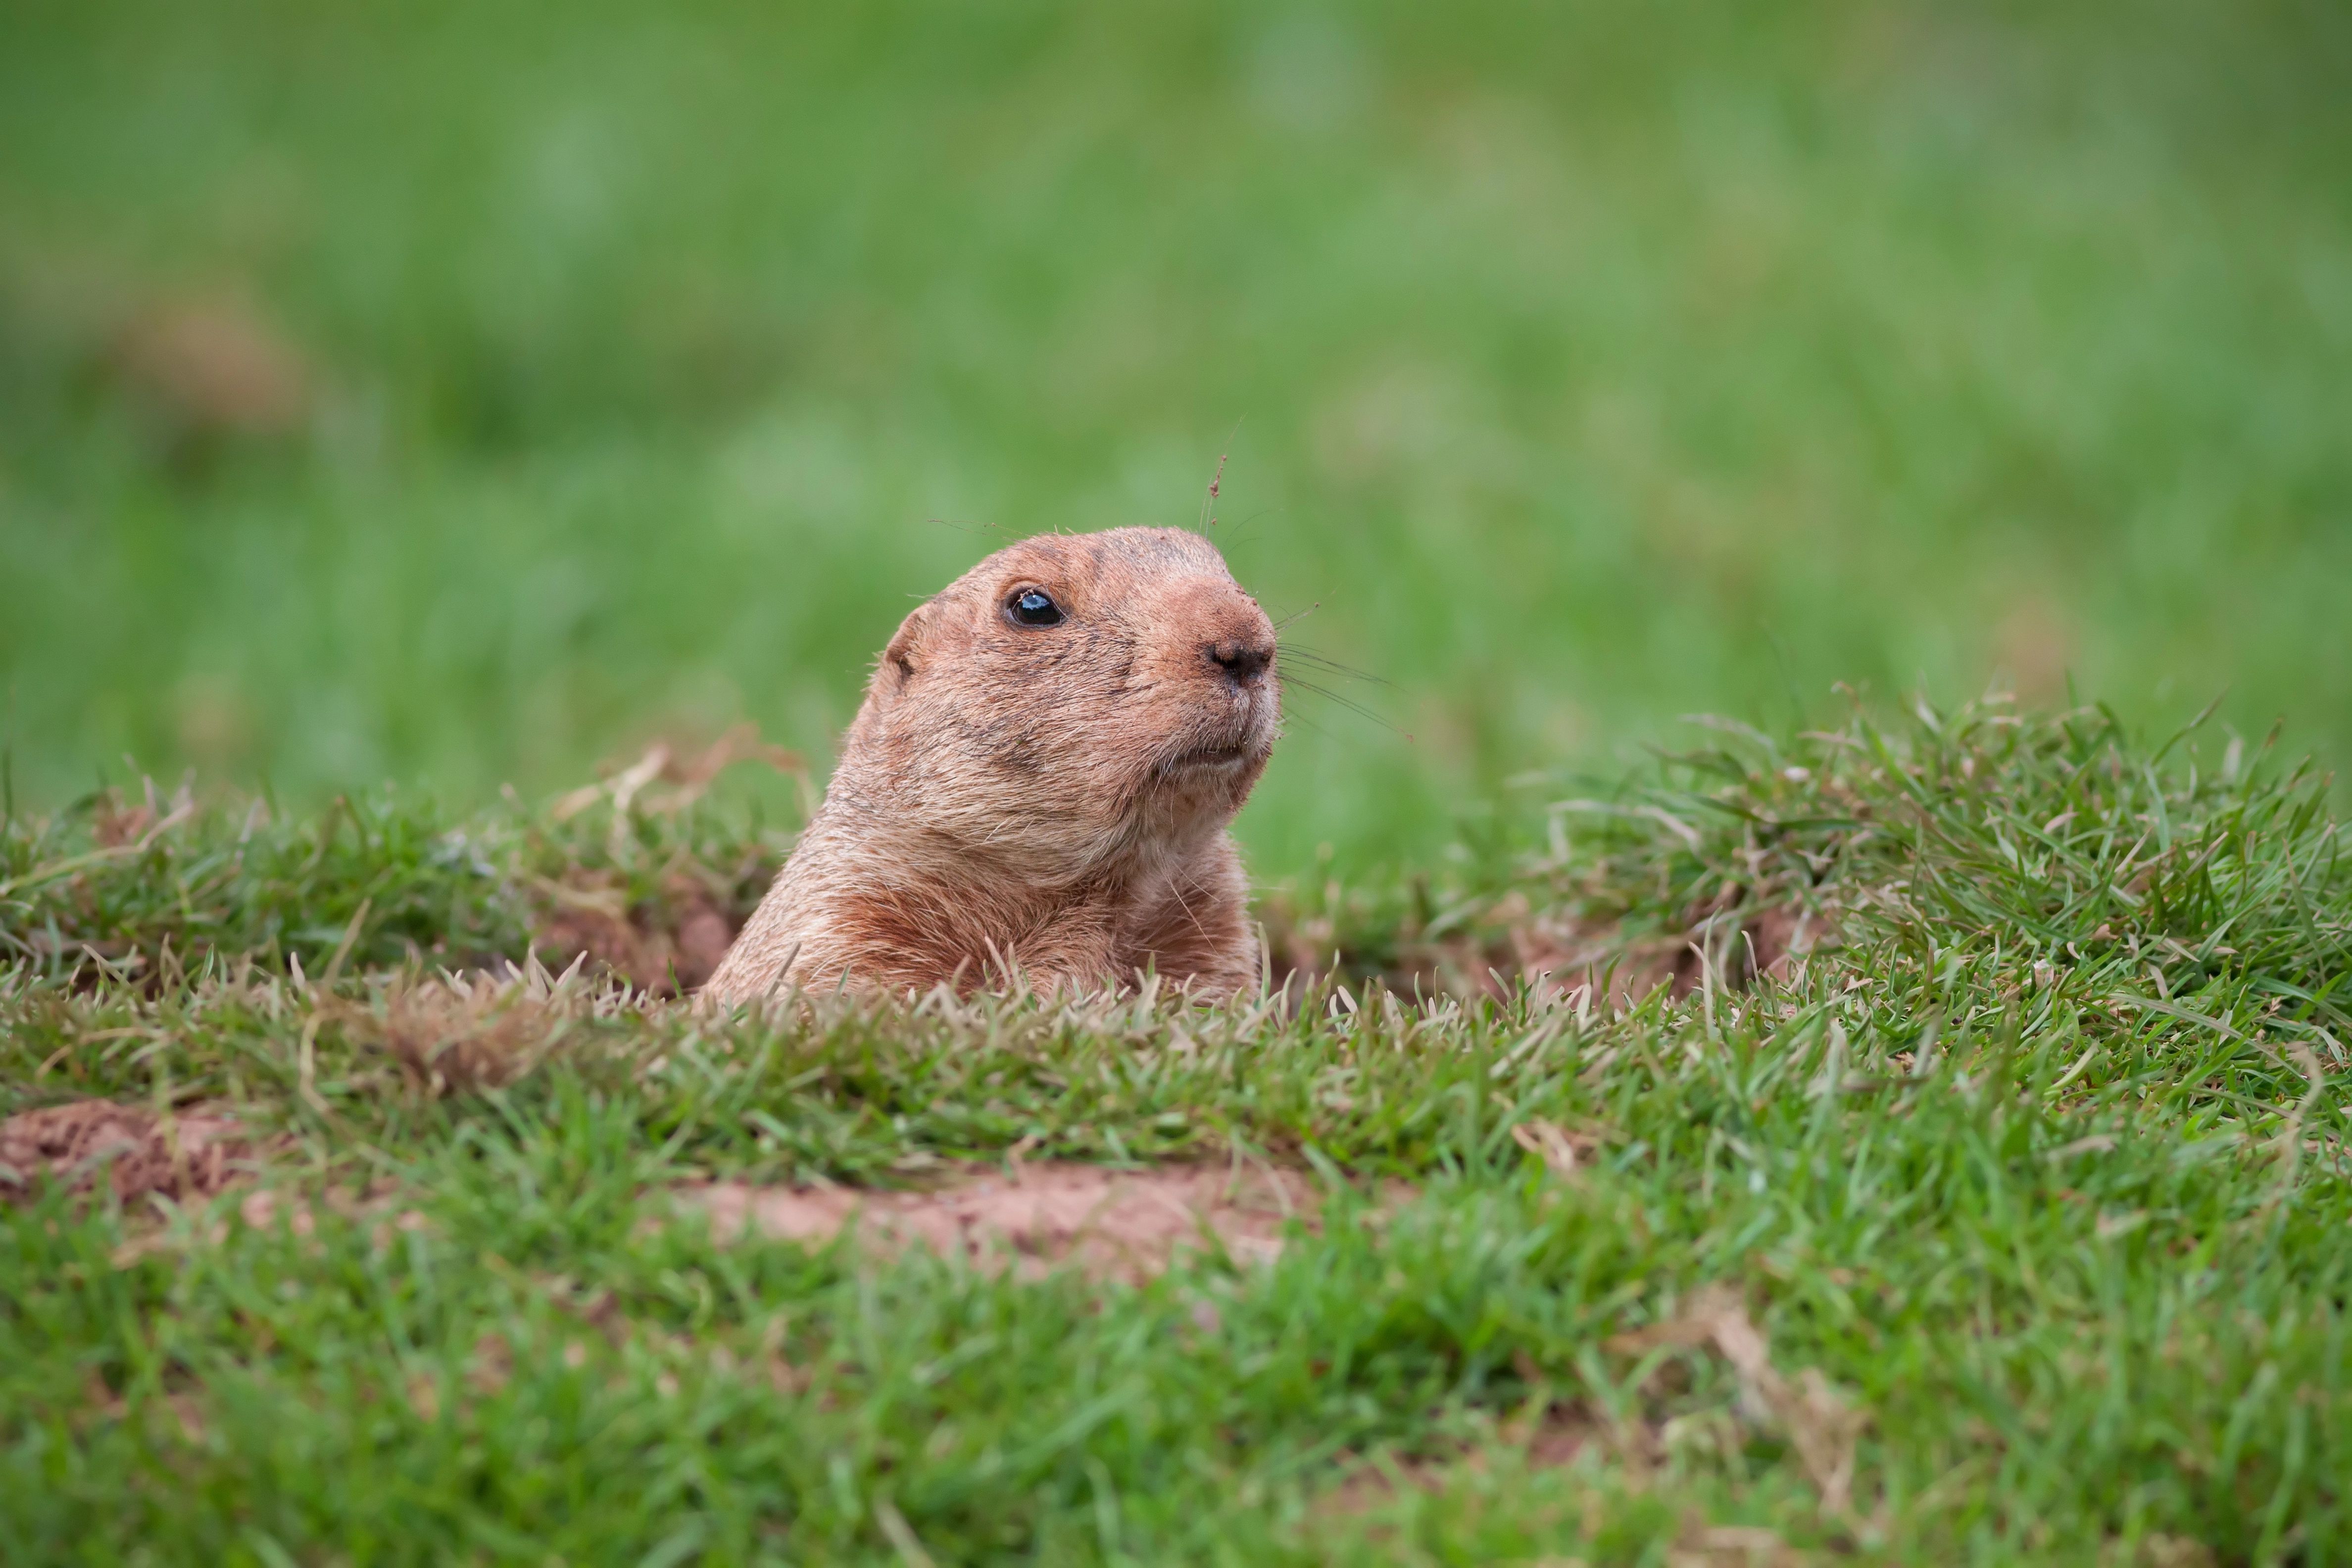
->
(1160, 737), (1270, 777)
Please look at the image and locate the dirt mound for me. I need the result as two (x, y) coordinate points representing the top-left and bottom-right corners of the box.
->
(537, 875), (739, 995)
(0, 1100), (262, 1204)
(535, 728), (801, 995)
(1511, 900), (1819, 1005)
(1266, 882), (1827, 1008)
(679, 1162), (1338, 1282)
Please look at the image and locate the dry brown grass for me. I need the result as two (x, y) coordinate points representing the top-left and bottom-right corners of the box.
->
(326, 962), (637, 1099)
(1611, 1286), (1867, 1521)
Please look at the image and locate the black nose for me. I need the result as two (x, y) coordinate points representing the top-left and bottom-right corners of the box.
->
(1206, 637), (1273, 685)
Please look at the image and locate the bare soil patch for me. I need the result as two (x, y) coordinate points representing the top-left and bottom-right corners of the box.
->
(0, 1100), (266, 1204)
(679, 1161), (1345, 1282)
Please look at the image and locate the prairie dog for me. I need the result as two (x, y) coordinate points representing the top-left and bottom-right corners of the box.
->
(702, 527), (1279, 1003)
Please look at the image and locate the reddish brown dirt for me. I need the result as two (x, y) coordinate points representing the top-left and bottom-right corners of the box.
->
(1266, 885), (1825, 1008)
(1511, 901), (1816, 1006)
(0, 1100), (264, 1204)
(678, 1161), (1338, 1282)
(538, 875), (739, 995)
(534, 727), (802, 995)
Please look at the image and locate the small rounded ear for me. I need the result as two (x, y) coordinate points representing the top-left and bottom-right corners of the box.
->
(867, 603), (931, 712)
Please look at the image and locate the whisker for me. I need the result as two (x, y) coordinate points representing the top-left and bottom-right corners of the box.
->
(1279, 658), (1385, 690)
(1271, 602), (1321, 633)
(1277, 708), (1336, 742)
(1219, 506), (1277, 545)
(1276, 642), (1386, 686)
(1280, 674), (1401, 734)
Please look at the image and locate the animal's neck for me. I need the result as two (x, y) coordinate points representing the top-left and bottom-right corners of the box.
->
(837, 815), (1191, 907)
(803, 800), (1221, 989)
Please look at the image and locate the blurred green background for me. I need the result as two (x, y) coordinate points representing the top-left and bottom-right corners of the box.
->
(3, 0), (2348, 876)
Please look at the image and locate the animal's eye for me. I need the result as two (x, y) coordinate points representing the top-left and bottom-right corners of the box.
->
(1007, 588), (1065, 628)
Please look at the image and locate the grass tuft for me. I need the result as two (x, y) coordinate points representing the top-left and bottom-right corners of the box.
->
(3, 697), (2349, 1562)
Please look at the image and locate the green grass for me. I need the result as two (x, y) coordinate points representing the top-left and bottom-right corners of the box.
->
(4, 4), (2350, 1558)
(4, 0), (2352, 874)
(5, 700), (2348, 1563)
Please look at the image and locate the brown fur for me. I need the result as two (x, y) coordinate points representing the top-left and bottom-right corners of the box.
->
(702, 528), (1280, 1005)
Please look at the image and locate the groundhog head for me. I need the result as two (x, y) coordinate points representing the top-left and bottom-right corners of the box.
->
(837, 527), (1280, 874)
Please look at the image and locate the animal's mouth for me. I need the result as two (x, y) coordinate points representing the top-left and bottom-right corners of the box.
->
(1157, 690), (1279, 780)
